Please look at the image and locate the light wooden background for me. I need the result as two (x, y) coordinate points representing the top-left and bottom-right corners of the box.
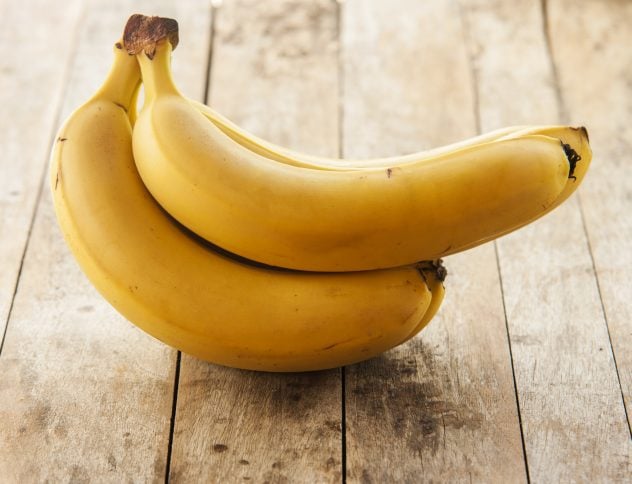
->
(1, 0), (631, 482)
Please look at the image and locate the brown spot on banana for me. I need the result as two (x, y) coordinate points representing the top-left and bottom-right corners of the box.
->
(561, 140), (582, 180)
(113, 101), (128, 113)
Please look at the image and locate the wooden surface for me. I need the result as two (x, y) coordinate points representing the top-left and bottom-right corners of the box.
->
(0, 0), (630, 482)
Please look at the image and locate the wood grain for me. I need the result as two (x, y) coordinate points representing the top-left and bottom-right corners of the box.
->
(1, 0), (630, 481)
(341, 0), (476, 158)
(168, 1), (343, 482)
(208, 0), (340, 156)
(0, 1), (211, 481)
(549, 0), (632, 434)
(460, 0), (632, 480)
(171, 363), (342, 483)
(0, 0), (82, 350)
(342, 1), (525, 481)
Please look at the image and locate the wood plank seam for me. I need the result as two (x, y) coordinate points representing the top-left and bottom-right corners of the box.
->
(202, 3), (220, 113)
(0, 4), (86, 359)
(336, 2), (348, 482)
(341, 367), (347, 484)
(165, 5), (217, 482)
(540, 0), (567, 123)
(541, 0), (632, 439)
(493, 244), (532, 483)
(456, 0), (482, 136)
(165, 351), (182, 484)
(575, 194), (632, 438)
(457, 2), (531, 480)
(336, 0), (345, 160)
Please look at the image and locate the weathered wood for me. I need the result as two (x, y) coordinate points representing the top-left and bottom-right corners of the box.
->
(0, 0), (82, 351)
(342, 1), (525, 481)
(171, 363), (342, 482)
(460, 0), (632, 480)
(0, 1), (212, 481)
(2, 0), (630, 481)
(341, 0), (476, 158)
(548, 0), (632, 434)
(169, 1), (343, 481)
(208, 0), (340, 156)
(459, 0), (558, 127)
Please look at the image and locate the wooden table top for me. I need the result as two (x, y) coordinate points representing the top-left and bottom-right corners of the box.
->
(0, 0), (630, 482)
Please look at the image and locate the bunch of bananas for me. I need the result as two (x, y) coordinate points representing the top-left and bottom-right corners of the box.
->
(49, 15), (591, 372)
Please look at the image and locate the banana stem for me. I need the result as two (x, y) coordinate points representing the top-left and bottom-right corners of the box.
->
(123, 14), (179, 58)
(123, 14), (181, 103)
(91, 42), (141, 109)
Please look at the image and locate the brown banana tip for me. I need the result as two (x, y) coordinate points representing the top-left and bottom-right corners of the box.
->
(572, 125), (590, 144)
(434, 259), (448, 282)
(122, 14), (179, 59)
(581, 126), (589, 144)
(416, 259), (447, 283)
(561, 141), (581, 180)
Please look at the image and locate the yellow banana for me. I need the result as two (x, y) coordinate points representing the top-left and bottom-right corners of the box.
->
(131, 30), (582, 272)
(187, 100), (591, 241)
(50, 42), (445, 372)
(400, 260), (446, 345)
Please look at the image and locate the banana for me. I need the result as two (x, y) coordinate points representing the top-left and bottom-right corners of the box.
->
(50, 42), (445, 372)
(188, 99), (591, 238)
(126, 63), (529, 171)
(130, 22), (583, 272)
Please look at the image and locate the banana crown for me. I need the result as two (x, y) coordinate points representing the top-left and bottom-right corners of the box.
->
(123, 16), (180, 104)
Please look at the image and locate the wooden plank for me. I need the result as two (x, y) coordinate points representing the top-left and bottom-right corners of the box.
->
(342, 1), (526, 481)
(0, 0), (82, 349)
(171, 363), (342, 482)
(341, 0), (476, 158)
(169, 1), (343, 481)
(208, 0), (340, 156)
(0, 1), (212, 481)
(548, 0), (632, 434)
(460, 0), (632, 480)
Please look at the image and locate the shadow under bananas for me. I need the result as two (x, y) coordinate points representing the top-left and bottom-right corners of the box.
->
(346, 340), (484, 459)
(175, 336), (481, 467)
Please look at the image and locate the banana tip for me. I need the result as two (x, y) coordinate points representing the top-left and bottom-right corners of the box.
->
(576, 125), (589, 144)
(416, 259), (447, 283)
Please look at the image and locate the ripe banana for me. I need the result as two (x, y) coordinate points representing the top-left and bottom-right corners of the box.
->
(50, 42), (445, 372)
(188, 99), (591, 229)
(190, 96), (591, 225)
(131, 32), (584, 272)
(131, 82), (533, 171)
